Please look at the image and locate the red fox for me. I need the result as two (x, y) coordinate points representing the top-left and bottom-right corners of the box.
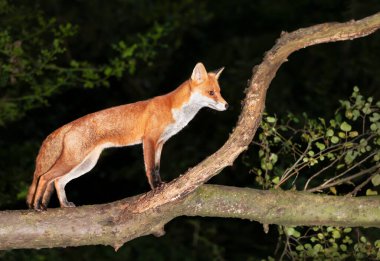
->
(26, 62), (228, 210)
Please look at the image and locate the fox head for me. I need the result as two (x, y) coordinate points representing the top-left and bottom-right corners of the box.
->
(189, 62), (228, 111)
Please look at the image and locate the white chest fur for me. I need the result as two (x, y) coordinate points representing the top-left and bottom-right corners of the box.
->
(159, 92), (206, 143)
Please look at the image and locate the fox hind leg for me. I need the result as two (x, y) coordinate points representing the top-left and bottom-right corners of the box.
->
(54, 148), (102, 208)
(33, 161), (74, 211)
(41, 182), (55, 209)
(54, 179), (75, 208)
(33, 146), (103, 210)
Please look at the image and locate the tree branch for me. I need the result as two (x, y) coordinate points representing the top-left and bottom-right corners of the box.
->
(1, 12), (380, 250)
(2, 185), (380, 250)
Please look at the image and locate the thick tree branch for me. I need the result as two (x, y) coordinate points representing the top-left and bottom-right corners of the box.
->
(1, 12), (380, 250)
(2, 185), (380, 250)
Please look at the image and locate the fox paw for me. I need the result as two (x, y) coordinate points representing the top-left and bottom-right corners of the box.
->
(34, 203), (47, 212)
(62, 201), (76, 208)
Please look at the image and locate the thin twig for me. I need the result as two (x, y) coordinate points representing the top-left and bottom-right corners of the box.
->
(348, 171), (378, 196)
(307, 163), (380, 192)
(316, 151), (377, 189)
(304, 156), (341, 190)
(276, 142), (312, 188)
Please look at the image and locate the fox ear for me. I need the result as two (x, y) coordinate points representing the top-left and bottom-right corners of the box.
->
(213, 67), (225, 80)
(191, 62), (208, 84)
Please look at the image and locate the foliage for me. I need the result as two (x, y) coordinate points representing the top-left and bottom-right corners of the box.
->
(0, 0), (170, 126)
(250, 87), (380, 196)
(246, 87), (380, 259)
(263, 226), (380, 260)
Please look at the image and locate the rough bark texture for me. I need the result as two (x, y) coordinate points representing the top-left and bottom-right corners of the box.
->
(1, 12), (380, 250)
(1, 185), (380, 250)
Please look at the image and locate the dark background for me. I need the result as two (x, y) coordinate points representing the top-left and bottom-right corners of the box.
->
(1, 0), (380, 260)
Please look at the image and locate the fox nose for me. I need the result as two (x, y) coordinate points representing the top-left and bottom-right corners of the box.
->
(225, 103), (229, 110)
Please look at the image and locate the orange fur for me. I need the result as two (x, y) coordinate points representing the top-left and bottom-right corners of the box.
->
(27, 62), (228, 210)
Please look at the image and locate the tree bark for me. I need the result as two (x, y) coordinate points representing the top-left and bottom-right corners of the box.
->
(1, 185), (380, 250)
(1, 12), (380, 250)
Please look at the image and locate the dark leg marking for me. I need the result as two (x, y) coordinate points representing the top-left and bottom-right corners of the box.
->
(152, 165), (164, 188)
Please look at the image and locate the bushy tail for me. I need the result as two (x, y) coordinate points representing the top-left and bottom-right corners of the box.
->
(26, 124), (72, 208)
(26, 172), (39, 208)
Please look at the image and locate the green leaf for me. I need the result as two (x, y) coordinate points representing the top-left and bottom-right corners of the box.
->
(343, 228), (352, 233)
(355, 95), (365, 108)
(315, 142), (326, 151)
(331, 136), (339, 144)
(261, 161), (273, 171)
(272, 176), (280, 185)
(336, 164), (345, 170)
(369, 112), (380, 122)
(348, 131), (358, 138)
(304, 243), (312, 250)
(309, 158), (318, 166)
(313, 244), (323, 252)
(344, 150), (357, 165)
(330, 187), (337, 195)
(266, 116), (276, 123)
(362, 103), (372, 114)
(104, 66), (113, 77)
(84, 81), (94, 88)
(285, 227), (296, 236)
(70, 60), (79, 68)
(293, 230), (301, 238)
(366, 189), (378, 196)
(374, 153), (380, 162)
(338, 132), (346, 138)
(340, 244), (347, 251)
(326, 129), (334, 137)
(340, 121), (352, 132)
(352, 109), (360, 120)
(345, 110), (353, 119)
(269, 153), (278, 164)
(332, 230), (341, 239)
(285, 227), (300, 237)
(16, 185), (28, 200)
(371, 174), (380, 186)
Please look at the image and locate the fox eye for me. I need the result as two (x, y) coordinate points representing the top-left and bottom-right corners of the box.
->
(208, 90), (215, 96)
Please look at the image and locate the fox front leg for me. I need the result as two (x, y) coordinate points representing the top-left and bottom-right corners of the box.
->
(153, 141), (164, 187)
(143, 138), (164, 189)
